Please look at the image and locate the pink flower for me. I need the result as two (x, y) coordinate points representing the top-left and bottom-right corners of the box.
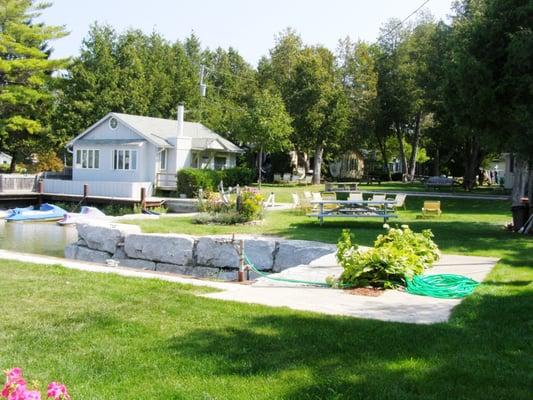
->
(5, 384), (28, 400)
(22, 390), (40, 400)
(5, 370), (22, 384)
(46, 383), (69, 400)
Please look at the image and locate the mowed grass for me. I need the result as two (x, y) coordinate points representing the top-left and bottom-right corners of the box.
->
(1, 195), (531, 398)
(254, 182), (508, 203)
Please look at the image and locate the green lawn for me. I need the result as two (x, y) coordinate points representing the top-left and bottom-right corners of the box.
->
(1, 197), (531, 399)
(254, 182), (508, 203)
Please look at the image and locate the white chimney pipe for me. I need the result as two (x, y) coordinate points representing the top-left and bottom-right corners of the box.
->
(177, 104), (184, 137)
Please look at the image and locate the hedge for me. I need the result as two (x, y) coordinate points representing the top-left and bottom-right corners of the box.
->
(177, 167), (254, 198)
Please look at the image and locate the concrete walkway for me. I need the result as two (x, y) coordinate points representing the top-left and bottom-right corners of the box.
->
(0, 249), (498, 325)
(206, 253), (498, 324)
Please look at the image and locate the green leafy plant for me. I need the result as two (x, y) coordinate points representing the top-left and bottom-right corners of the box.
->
(195, 187), (263, 225)
(177, 167), (254, 198)
(336, 225), (440, 289)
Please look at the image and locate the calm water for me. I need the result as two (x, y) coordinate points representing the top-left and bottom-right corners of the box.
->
(0, 220), (77, 258)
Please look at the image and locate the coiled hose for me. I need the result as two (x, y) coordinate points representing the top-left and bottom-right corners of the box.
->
(405, 274), (479, 299)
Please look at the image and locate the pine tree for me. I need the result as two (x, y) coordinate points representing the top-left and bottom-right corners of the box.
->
(0, 0), (68, 170)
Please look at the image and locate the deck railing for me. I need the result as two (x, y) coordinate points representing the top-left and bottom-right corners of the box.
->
(156, 172), (177, 190)
(0, 174), (39, 193)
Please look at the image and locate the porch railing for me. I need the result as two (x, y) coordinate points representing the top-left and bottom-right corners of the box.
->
(156, 172), (177, 189)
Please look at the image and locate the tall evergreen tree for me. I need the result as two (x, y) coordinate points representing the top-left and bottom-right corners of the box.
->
(0, 0), (68, 170)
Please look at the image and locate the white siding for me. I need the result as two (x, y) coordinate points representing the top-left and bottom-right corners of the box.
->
(43, 179), (153, 198)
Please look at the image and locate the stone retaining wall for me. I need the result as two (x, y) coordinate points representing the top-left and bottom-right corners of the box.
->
(65, 222), (336, 281)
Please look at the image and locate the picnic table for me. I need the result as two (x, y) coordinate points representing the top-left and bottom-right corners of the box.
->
(308, 199), (398, 224)
(324, 182), (358, 192)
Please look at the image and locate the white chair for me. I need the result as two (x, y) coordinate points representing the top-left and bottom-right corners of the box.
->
(273, 173), (282, 183)
(282, 173), (291, 183)
(370, 194), (386, 203)
(303, 191), (312, 200)
(291, 193), (300, 208)
(311, 192), (322, 202)
(348, 192), (363, 202)
(393, 193), (407, 210)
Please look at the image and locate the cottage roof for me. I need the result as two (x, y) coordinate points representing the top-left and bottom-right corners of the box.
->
(67, 112), (243, 153)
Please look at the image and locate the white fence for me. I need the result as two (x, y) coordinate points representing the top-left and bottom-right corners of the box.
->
(0, 174), (39, 192)
(43, 179), (153, 199)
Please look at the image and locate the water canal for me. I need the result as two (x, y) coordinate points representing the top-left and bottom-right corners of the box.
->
(0, 220), (77, 258)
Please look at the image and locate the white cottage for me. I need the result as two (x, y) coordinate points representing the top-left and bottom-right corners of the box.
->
(43, 106), (243, 198)
(0, 151), (12, 167)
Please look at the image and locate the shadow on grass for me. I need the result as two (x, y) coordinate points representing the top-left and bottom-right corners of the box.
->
(167, 289), (532, 399)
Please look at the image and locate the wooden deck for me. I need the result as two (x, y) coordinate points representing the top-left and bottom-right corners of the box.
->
(0, 191), (164, 208)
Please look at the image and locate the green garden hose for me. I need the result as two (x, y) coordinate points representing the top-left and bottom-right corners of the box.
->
(244, 254), (330, 287)
(405, 274), (479, 299)
(244, 253), (479, 299)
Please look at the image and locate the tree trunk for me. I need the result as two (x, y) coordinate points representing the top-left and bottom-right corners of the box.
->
(257, 146), (263, 189)
(301, 152), (311, 174)
(462, 136), (481, 191)
(376, 133), (391, 180)
(407, 113), (422, 181)
(432, 148), (440, 176)
(395, 122), (408, 181)
(9, 151), (17, 173)
(511, 157), (529, 205)
(312, 146), (324, 185)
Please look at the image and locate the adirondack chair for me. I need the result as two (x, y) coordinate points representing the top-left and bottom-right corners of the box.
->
(392, 193), (407, 210)
(273, 173), (282, 183)
(303, 191), (312, 199)
(422, 200), (442, 216)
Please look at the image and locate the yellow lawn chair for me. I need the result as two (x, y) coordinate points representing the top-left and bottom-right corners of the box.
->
(422, 200), (442, 216)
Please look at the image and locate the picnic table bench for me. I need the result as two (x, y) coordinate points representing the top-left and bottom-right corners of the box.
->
(324, 182), (359, 192)
(425, 176), (457, 191)
(308, 199), (398, 224)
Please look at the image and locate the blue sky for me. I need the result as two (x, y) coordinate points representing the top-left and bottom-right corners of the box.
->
(40, 0), (454, 64)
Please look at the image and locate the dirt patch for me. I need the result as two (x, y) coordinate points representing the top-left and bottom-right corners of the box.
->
(344, 287), (384, 297)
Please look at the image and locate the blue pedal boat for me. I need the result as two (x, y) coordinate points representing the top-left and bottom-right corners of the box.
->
(5, 203), (67, 222)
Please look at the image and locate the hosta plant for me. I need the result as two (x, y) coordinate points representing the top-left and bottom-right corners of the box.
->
(336, 225), (440, 289)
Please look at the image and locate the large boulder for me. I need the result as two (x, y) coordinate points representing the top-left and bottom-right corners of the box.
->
(196, 237), (240, 268)
(65, 244), (112, 264)
(116, 258), (156, 270)
(155, 263), (191, 275)
(155, 263), (219, 278)
(77, 222), (140, 254)
(243, 238), (276, 270)
(124, 233), (195, 265)
(273, 240), (336, 272)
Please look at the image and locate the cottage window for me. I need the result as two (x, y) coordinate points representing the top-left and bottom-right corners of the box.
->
(75, 149), (99, 169)
(113, 149), (137, 170)
(159, 149), (167, 171)
(214, 156), (227, 170)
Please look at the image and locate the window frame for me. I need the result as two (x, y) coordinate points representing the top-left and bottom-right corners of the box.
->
(113, 149), (138, 171)
(159, 149), (167, 171)
(214, 156), (227, 170)
(75, 149), (100, 169)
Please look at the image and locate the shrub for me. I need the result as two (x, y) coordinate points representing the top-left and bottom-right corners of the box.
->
(336, 225), (440, 289)
(177, 168), (219, 197)
(237, 187), (264, 221)
(177, 167), (254, 198)
(221, 166), (254, 187)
